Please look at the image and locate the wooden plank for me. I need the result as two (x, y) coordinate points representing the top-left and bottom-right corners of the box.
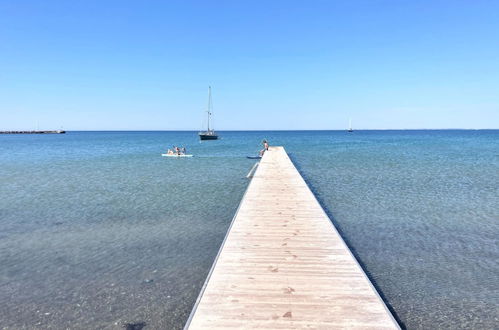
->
(186, 146), (399, 329)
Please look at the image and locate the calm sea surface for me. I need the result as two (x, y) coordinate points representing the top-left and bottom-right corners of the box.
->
(0, 130), (498, 329)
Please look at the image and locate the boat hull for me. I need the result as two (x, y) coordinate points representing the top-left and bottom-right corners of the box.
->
(162, 154), (193, 157)
(199, 133), (218, 140)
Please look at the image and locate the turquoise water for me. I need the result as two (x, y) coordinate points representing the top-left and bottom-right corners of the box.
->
(0, 130), (497, 329)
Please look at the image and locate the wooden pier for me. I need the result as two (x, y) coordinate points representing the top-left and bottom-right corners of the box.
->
(186, 146), (399, 329)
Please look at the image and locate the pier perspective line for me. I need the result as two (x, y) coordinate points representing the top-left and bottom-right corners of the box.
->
(186, 146), (400, 329)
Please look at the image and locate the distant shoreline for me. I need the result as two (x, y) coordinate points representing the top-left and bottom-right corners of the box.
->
(0, 130), (66, 134)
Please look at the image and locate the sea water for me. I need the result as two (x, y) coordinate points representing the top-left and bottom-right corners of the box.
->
(0, 130), (497, 329)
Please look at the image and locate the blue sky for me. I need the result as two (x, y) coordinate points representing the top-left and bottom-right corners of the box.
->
(1, 0), (498, 130)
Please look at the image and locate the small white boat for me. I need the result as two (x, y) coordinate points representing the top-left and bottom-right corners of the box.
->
(162, 154), (193, 157)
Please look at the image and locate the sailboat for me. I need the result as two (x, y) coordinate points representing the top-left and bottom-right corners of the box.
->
(348, 118), (353, 132)
(198, 86), (218, 140)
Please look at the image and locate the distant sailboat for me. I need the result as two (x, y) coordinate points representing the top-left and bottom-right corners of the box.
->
(198, 86), (218, 140)
(348, 118), (353, 132)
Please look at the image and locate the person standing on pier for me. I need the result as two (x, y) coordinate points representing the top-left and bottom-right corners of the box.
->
(259, 139), (269, 156)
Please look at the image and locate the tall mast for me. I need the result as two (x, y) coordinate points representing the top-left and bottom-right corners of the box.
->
(207, 86), (212, 132)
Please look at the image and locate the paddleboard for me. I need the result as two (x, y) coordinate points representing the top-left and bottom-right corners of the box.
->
(162, 154), (193, 157)
(246, 156), (262, 159)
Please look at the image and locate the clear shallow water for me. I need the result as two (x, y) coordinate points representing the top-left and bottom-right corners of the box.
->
(0, 130), (498, 329)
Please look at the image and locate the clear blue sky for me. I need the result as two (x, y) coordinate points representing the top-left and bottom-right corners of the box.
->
(1, 0), (498, 130)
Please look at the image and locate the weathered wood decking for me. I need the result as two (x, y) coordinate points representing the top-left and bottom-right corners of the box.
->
(186, 146), (399, 329)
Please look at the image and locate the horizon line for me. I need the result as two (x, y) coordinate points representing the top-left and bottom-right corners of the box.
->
(23, 128), (498, 132)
